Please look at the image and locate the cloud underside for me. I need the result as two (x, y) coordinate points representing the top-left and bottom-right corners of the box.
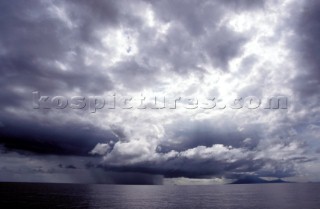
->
(0, 0), (320, 183)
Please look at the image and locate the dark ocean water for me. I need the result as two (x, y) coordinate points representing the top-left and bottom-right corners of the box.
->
(0, 183), (319, 209)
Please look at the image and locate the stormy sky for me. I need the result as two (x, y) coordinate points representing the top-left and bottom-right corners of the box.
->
(0, 0), (320, 184)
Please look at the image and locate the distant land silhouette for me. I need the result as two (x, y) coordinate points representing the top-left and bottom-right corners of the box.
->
(231, 176), (291, 184)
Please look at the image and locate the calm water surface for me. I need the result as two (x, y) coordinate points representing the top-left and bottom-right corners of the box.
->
(0, 183), (319, 209)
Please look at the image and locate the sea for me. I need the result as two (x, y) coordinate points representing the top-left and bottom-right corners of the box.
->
(0, 183), (319, 209)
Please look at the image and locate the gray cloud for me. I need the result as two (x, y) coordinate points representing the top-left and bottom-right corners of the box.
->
(0, 115), (119, 156)
(0, 0), (319, 184)
(285, 0), (320, 100)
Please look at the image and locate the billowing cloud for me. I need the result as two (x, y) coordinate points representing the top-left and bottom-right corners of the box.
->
(0, 0), (319, 184)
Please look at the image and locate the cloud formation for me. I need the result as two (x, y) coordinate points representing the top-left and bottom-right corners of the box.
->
(0, 0), (319, 184)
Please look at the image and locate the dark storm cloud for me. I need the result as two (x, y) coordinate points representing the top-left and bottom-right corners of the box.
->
(290, 0), (320, 97)
(0, 0), (314, 183)
(99, 152), (293, 179)
(0, 0), (122, 157)
(0, 115), (119, 156)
